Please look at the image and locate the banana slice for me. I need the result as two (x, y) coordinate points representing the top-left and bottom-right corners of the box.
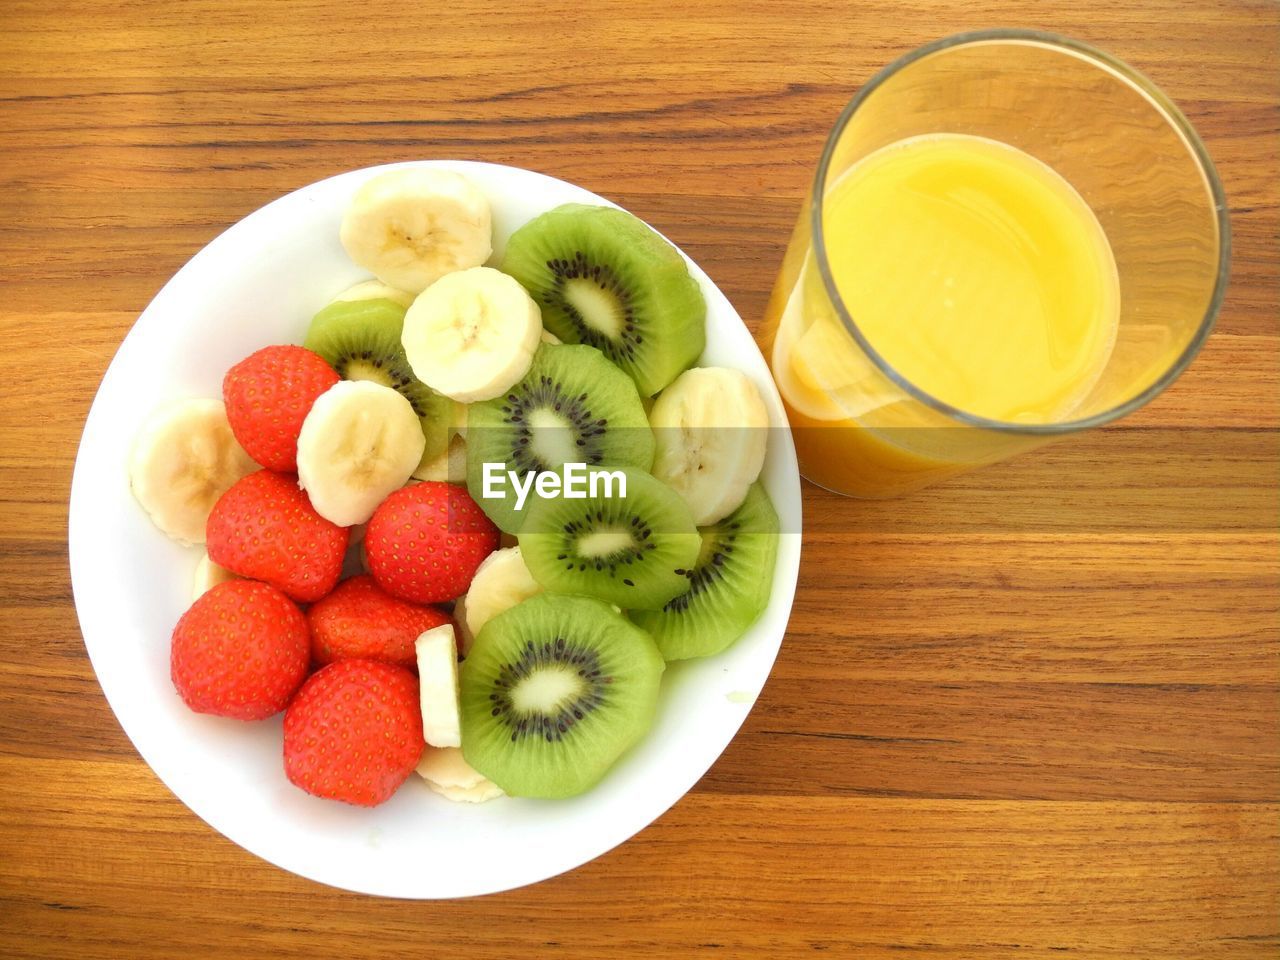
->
(412, 433), (468, 482)
(456, 546), (543, 656)
(649, 367), (769, 526)
(401, 266), (542, 403)
(190, 551), (238, 601)
(129, 398), (257, 545)
(296, 380), (426, 527)
(416, 747), (504, 803)
(415, 623), (462, 748)
(330, 279), (415, 309)
(340, 168), (493, 295)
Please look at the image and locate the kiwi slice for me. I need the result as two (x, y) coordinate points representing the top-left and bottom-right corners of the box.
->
(630, 483), (779, 661)
(500, 203), (706, 397)
(303, 298), (453, 464)
(518, 465), (700, 610)
(466, 343), (655, 533)
(459, 593), (665, 798)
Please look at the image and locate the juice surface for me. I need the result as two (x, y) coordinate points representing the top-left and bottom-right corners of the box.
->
(760, 134), (1121, 496)
(822, 133), (1118, 423)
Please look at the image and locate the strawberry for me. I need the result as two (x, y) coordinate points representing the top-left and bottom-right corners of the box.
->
(307, 574), (452, 670)
(223, 344), (338, 472)
(206, 469), (348, 603)
(283, 659), (424, 806)
(365, 482), (499, 603)
(170, 579), (310, 721)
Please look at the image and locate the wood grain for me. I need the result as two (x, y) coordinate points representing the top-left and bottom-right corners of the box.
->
(1, 0), (1276, 957)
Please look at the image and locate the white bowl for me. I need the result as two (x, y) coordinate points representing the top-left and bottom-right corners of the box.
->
(68, 161), (802, 899)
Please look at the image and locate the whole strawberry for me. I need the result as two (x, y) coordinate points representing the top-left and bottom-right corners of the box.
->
(171, 579), (310, 720)
(365, 482), (499, 603)
(307, 574), (452, 670)
(283, 659), (424, 806)
(223, 344), (338, 472)
(206, 469), (348, 603)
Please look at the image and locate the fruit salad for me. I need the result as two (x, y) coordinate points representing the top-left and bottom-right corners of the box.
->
(128, 166), (780, 808)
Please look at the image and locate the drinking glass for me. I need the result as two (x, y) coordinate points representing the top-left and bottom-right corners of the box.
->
(758, 29), (1230, 498)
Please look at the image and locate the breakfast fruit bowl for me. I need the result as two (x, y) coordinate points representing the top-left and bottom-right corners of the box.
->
(69, 161), (801, 898)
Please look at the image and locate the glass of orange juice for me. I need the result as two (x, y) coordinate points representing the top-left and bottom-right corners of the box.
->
(759, 30), (1230, 498)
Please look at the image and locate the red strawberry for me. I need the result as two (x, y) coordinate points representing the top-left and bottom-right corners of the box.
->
(283, 659), (424, 806)
(307, 574), (452, 670)
(365, 482), (499, 603)
(206, 469), (348, 603)
(223, 344), (338, 472)
(171, 580), (310, 721)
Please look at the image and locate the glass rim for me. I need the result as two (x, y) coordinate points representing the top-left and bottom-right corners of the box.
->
(809, 28), (1232, 436)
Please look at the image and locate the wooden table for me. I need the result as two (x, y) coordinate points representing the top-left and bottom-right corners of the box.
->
(2, 1), (1276, 956)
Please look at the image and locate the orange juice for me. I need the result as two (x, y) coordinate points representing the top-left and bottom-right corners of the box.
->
(760, 133), (1120, 497)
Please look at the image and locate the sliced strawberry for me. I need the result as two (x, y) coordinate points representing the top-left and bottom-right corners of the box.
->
(307, 574), (452, 670)
(170, 579), (310, 720)
(206, 469), (348, 603)
(283, 659), (424, 807)
(223, 344), (338, 472)
(365, 482), (499, 603)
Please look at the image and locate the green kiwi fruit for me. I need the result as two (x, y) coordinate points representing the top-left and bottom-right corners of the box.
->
(630, 483), (779, 661)
(466, 343), (655, 533)
(500, 203), (706, 397)
(459, 593), (665, 799)
(518, 465), (700, 610)
(303, 298), (453, 465)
